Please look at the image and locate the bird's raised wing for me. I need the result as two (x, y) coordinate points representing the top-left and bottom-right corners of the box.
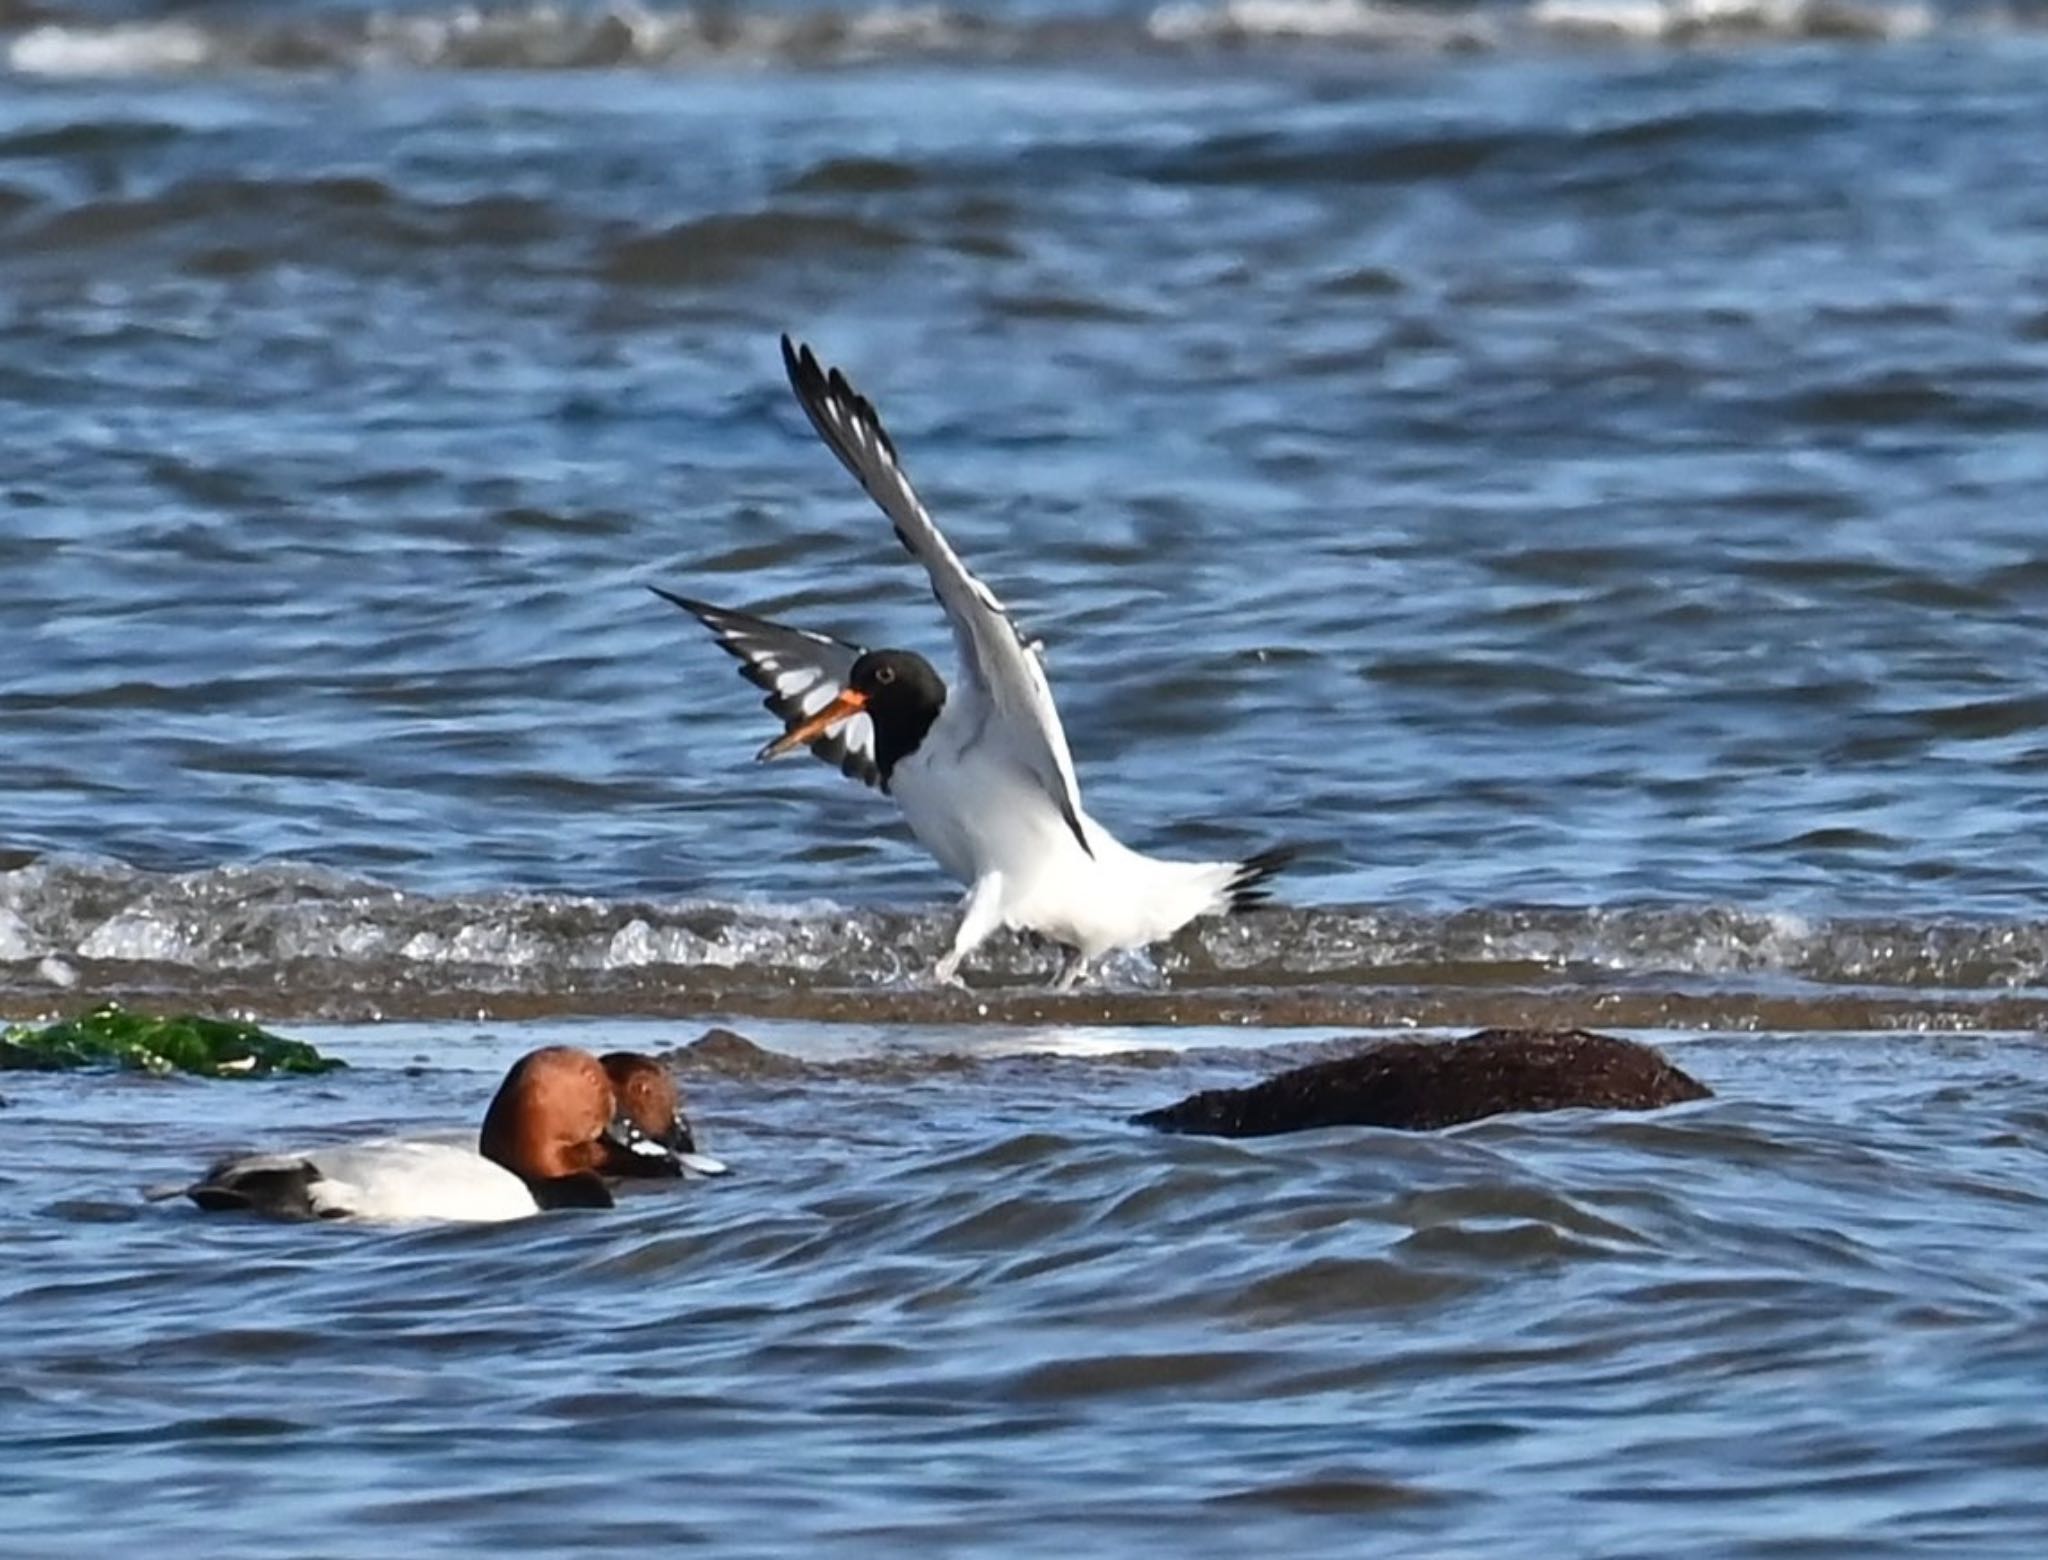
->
(649, 587), (881, 790)
(780, 336), (1090, 856)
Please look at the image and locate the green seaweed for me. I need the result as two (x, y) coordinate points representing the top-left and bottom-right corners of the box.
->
(0, 1004), (345, 1077)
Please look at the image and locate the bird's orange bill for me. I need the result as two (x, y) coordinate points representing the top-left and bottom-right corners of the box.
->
(757, 687), (868, 762)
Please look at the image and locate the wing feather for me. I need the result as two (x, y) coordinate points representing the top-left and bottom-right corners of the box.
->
(779, 336), (1091, 855)
(649, 587), (881, 790)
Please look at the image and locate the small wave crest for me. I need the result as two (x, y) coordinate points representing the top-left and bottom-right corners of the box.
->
(1530, 0), (1931, 41)
(3, 856), (2047, 1026)
(1148, 0), (1501, 48)
(0, 0), (1968, 78)
(5, 3), (989, 77)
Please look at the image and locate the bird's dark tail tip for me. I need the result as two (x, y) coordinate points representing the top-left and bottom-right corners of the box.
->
(1226, 845), (1299, 913)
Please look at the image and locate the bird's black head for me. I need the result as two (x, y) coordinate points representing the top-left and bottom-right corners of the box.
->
(849, 649), (944, 708)
(757, 647), (946, 781)
(848, 649), (946, 778)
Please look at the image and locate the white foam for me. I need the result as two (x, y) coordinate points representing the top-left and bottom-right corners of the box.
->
(605, 917), (724, 968)
(0, 0), (1956, 81)
(399, 923), (552, 968)
(840, 4), (965, 51)
(77, 911), (203, 964)
(8, 22), (213, 78)
(0, 907), (33, 962)
(1530, 0), (1670, 35)
(1531, 0), (1930, 40)
(10, 855), (2045, 997)
(1150, 0), (1496, 47)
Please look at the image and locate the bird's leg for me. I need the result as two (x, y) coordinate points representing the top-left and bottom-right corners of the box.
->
(1051, 948), (1091, 992)
(933, 873), (1005, 987)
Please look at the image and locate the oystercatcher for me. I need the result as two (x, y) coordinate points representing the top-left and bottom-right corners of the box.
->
(652, 337), (1291, 988)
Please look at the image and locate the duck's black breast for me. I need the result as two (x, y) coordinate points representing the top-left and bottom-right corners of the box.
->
(527, 1171), (615, 1210)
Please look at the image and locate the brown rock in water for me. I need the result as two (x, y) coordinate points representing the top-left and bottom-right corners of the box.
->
(660, 1027), (810, 1080)
(1131, 1028), (1710, 1138)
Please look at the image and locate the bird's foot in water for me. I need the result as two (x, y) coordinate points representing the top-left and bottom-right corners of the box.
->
(1051, 949), (1092, 992)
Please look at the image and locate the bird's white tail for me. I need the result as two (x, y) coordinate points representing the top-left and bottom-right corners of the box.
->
(1104, 843), (1297, 952)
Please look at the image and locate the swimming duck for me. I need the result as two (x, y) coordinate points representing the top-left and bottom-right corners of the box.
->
(167, 1045), (720, 1223)
(601, 1051), (726, 1179)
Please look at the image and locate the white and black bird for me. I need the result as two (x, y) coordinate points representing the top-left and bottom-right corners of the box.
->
(651, 337), (1292, 990)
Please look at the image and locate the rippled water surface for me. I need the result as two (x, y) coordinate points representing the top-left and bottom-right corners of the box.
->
(5, 11), (2048, 930)
(9, 1022), (2048, 1557)
(4, 1), (2048, 1551)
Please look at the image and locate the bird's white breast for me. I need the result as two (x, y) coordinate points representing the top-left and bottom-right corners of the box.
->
(890, 703), (1090, 888)
(889, 701), (1245, 959)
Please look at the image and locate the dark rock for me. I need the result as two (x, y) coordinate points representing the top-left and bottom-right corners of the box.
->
(660, 1027), (809, 1080)
(1131, 1028), (1710, 1138)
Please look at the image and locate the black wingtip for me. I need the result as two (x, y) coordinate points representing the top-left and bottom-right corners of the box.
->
(647, 583), (717, 621)
(777, 334), (901, 468)
(1227, 845), (1300, 913)
(782, 334), (831, 411)
(780, 333), (816, 395)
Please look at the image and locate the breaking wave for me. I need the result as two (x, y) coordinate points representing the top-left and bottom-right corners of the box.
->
(0, 0), (1965, 78)
(5, 855), (2047, 1029)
